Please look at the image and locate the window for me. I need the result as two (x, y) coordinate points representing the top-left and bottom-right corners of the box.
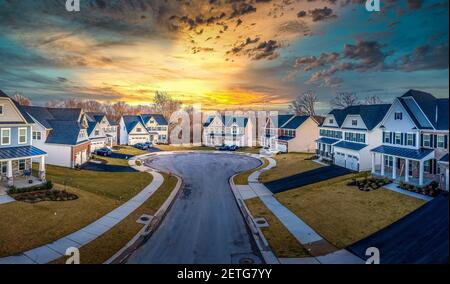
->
(329, 119), (334, 124)
(32, 131), (42, 140)
(18, 128), (27, 144)
(232, 126), (237, 135)
(384, 156), (393, 167)
(406, 133), (414, 146)
(423, 134), (431, 147)
(394, 112), (403, 120)
(383, 132), (390, 143)
(1, 161), (6, 174)
(136, 127), (142, 133)
(437, 135), (445, 148)
(1, 128), (10, 145)
(395, 133), (401, 144)
(424, 160), (430, 173)
(19, 159), (26, 171)
(351, 120), (358, 126)
(94, 130), (100, 136)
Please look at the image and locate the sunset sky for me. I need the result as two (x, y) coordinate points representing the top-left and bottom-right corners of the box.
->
(0, 0), (448, 113)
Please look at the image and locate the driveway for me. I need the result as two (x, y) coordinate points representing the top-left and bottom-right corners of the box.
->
(81, 162), (138, 173)
(264, 165), (352, 194)
(127, 153), (263, 264)
(347, 194), (449, 264)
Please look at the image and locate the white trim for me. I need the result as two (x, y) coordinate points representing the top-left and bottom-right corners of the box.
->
(1, 128), (11, 146)
(380, 98), (419, 130)
(18, 127), (27, 144)
(0, 97), (32, 125)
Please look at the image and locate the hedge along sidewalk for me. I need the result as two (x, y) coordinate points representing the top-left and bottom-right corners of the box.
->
(0, 165), (164, 264)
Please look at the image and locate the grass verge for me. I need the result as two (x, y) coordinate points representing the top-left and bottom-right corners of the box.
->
(234, 158), (268, 185)
(259, 153), (321, 183)
(245, 198), (310, 258)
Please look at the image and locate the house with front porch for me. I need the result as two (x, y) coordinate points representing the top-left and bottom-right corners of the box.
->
(224, 116), (254, 147)
(86, 112), (118, 147)
(0, 91), (47, 194)
(23, 106), (91, 168)
(203, 114), (225, 147)
(317, 104), (390, 171)
(120, 114), (168, 145)
(370, 90), (449, 191)
(261, 114), (320, 153)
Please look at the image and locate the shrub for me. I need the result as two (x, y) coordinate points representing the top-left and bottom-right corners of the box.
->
(135, 160), (142, 166)
(45, 180), (53, 190)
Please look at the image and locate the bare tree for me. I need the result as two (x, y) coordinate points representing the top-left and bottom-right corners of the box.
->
(330, 92), (359, 109)
(153, 91), (182, 119)
(289, 91), (317, 116)
(364, 95), (383, 105)
(12, 93), (31, 106)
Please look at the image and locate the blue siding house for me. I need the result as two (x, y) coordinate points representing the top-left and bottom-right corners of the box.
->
(0, 90), (47, 194)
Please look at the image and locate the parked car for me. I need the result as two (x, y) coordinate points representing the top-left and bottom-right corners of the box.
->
(95, 147), (112, 157)
(218, 145), (230, 151)
(228, 145), (239, 151)
(134, 143), (149, 150)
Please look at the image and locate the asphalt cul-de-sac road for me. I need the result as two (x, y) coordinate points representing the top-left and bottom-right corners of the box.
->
(127, 153), (262, 264)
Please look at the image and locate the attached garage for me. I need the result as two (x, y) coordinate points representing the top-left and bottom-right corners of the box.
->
(277, 143), (288, 153)
(129, 135), (149, 145)
(335, 152), (346, 168)
(334, 152), (359, 171)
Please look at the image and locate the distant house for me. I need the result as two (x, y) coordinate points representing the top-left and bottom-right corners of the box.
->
(261, 114), (320, 153)
(119, 114), (168, 145)
(370, 90), (449, 190)
(23, 106), (91, 168)
(317, 104), (390, 171)
(0, 91), (47, 191)
(86, 120), (107, 153)
(85, 112), (118, 148)
(203, 115), (254, 147)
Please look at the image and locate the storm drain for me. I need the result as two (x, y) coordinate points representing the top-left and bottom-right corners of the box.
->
(136, 214), (153, 225)
(231, 253), (262, 264)
(254, 217), (269, 228)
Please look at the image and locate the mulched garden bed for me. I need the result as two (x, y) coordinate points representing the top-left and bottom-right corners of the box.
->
(347, 177), (391, 191)
(398, 181), (441, 197)
(13, 189), (78, 203)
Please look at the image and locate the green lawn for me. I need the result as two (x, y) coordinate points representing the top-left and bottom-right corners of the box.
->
(245, 198), (310, 258)
(259, 153), (321, 183)
(51, 173), (179, 264)
(0, 165), (152, 257)
(275, 174), (426, 248)
(237, 147), (262, 154)
(113, 145), (148, 156)
(92, 154), (130, 166)
(234, 158), (268, 185)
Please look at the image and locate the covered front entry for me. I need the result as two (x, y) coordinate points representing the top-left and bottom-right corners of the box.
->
(0, 146), (47, 194)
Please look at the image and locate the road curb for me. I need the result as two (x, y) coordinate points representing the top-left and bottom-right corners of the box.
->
(105, 154), (183, 264)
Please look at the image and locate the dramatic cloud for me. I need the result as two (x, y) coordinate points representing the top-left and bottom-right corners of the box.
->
(397, 44), (449, 72)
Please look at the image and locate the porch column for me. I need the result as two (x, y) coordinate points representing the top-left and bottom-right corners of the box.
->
(7, 160), (13, 186)
(405, 159), (410, 183)
(419, 160), (424, 186)
(39, 156), (46, 182)
(381, 154), (385, 176)
(392, 156), (397, 179)
(371, 152), (376, 174)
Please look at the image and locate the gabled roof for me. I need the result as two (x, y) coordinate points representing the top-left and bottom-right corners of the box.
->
(122, 115), (146, 133)
(439, 154), (448, 163)
(225, 116), (248, 128)
(86, 121), (106, 137)
(329, 104), (391, 130)
(23, 106), (86, 145)
(268, 114), (294, 128)
(86, 112), (118, 126)
(204, 115), (225, 127)
(141, 114), (168, 126)
(0, 90), (35, 124)
(399, 90), (449, 130)
(281, 115), (309, 129)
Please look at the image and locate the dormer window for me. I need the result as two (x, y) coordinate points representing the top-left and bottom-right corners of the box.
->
(394, 112), (403, 120)
(351, 120), (358, 126)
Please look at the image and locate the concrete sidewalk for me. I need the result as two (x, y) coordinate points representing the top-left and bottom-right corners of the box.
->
(0, 169), (163, 264)
(383, 183), (433, 201)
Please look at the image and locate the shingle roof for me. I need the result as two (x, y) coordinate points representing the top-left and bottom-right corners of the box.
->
(371, 145), (434, 160)
(329, 104), (391, 130)
(439, 154), (448, 163)
(0, 146), (46, 160)
(277, 136), (294, 141)
(281, 115), (309, 129)
(400, 89), (449, 130)
(334, 141), (368, 151)
(316, 137), (340, 145)
(23, 106), (86, 145)
(269, 114), (294, 128)
(225, 116), (248, 127)
(141, 114), (168, 126)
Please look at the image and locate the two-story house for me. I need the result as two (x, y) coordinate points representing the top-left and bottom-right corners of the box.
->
(23, 106), (91, 168)
(202, 115), (254, 147)
(86, 112), (118, 147)
(0, 91), (47, 193)
(261, 114), (320, 153)
(370, 90), (449, 190)
(317, 104), (390, 171)
(119, 114), (168, 145)
(86, 121), (108, 153)
(203, 114), (226, 147)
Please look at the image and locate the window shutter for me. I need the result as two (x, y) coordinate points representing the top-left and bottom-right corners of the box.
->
(400, 133), (404, 145)
(420, 133), (423, 147)
(390, 132), (393, 144)
(445, 135), (448, 149)
(413, 134), (416, 147)
(433, 135), (438, 148)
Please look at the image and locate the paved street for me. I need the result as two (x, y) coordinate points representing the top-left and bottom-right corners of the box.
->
(127, 153), (263, 264)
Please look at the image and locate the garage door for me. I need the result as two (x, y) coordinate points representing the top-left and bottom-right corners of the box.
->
(347, 155), (359, 171)
(335, 152), (346, 168)
(277, 143), (287, 153)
